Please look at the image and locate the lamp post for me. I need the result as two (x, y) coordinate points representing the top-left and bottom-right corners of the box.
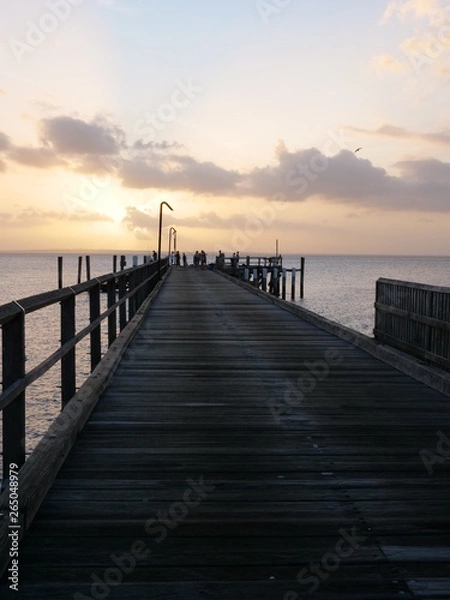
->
(169, 227), (177, 264)
(158, 201), (174, 279)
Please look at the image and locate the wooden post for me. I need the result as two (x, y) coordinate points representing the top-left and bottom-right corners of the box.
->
(300, 257), (305, 299)
(2, 308), (26, 477)
(273, 268), (278, 296)
(58, 256), (63, 289)
(244, 268), (249, 282)
(120, 255), (126, 271)
(77, 256), (83, 284)
(291, 268), (296, 300)
(107, 278), (116, 347)
(86, 256), (91, 281)
(132, 255), (138, 267)
(253, 268), (258, 287)
(113, 255), (117, 273)
(262, 268), (267, 292)
(128, 270), (136, 320)
(89, 282), (101, 371)
(282, 268), (287, 300)
(119, 273), (127, 331)
(61, 293), (76, 408)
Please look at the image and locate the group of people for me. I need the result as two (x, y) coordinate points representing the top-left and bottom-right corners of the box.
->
(167, 251), (209, 267)
(149, 249), (242, 270)
(215, 251), (240, 269)
(193, 250), (207, 267)
(169, 251), (188, 267)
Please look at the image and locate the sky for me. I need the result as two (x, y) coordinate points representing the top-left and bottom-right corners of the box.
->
(0, 0), (449, 255)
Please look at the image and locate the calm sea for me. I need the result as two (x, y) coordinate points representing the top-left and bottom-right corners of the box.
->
(1, 253), (449, 469)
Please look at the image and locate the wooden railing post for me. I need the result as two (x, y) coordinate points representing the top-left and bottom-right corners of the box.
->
(128, 270), (136, 320)
(262, 268), (267, 292)
(300, 257), (305, 299)
(58, 256), (63, 289)
(119, 273), (127, 331)
(61, 293), (76, 408)
(89, 282), (101, 371)
(86, 256), (91, 281)
(77, 256), (83, 284)
(2, 308), (26, 476)
(107, 279), (117, 347)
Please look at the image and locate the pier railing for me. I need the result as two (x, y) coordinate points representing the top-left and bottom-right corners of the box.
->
(0, 258), (168, 482)
(374, 277), (450, 370)
(217, 255), (305, 300)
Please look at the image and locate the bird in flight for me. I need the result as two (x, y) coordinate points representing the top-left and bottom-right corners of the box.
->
(354, 147), (363, 154)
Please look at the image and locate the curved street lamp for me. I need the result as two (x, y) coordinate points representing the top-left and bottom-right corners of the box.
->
(168, 227), (177, 263)
(158, 201), (174, 279)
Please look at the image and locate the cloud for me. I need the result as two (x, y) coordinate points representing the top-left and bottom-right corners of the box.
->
(0, 208), (113, 228)
(0, 132), (11, 151)
(238, 146), (450, 212)
(8, 146), (67, 169)
(123, 206), (157, 231)
(41, 116), (124, 155)
(0, 89), (6, 97)
(0, 159), (6, 172)
(343, 124), (450, 146)
(381, 0), (448, 25)
(394, 157), (450, 182)
(379, 1), (450, 80)
(3, 114), (450, 215)
(120, 154), (241, 194)
(370, 54), (407, 75)
(122, 206), (320, 242)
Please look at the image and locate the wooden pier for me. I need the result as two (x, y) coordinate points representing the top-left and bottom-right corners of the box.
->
(1, 267), (450, 598)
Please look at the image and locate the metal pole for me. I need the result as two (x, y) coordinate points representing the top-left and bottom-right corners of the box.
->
(158, 202), (174, 279)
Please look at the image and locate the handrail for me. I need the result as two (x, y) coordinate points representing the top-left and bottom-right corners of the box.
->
(374, 277), (450, 370)
(0, 262), (160, 325)
(1, 257), (169, 481)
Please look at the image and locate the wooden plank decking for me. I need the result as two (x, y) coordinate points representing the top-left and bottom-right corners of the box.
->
(2, 268), (450, 599)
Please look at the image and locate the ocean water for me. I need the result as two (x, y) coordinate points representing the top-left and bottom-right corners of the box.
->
(1, 253), (449, 470)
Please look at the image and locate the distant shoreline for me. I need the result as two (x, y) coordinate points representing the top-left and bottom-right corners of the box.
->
(1, 250), (450, 258)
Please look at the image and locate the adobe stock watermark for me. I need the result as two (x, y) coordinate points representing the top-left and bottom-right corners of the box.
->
(229, 128), (357, 253)
(62, 77), (203, 212)
(283, 526), (368, 597)
(133, 78), (204, 144)
(74, 476), (215, 600)
(419, 430), (450, 475)
(269, 348), (343, 424)
(62, 154), (123, 213)
(408, 6), (450, 76)
(9, 0), (84, 64)
(255, 0), (297, 26)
